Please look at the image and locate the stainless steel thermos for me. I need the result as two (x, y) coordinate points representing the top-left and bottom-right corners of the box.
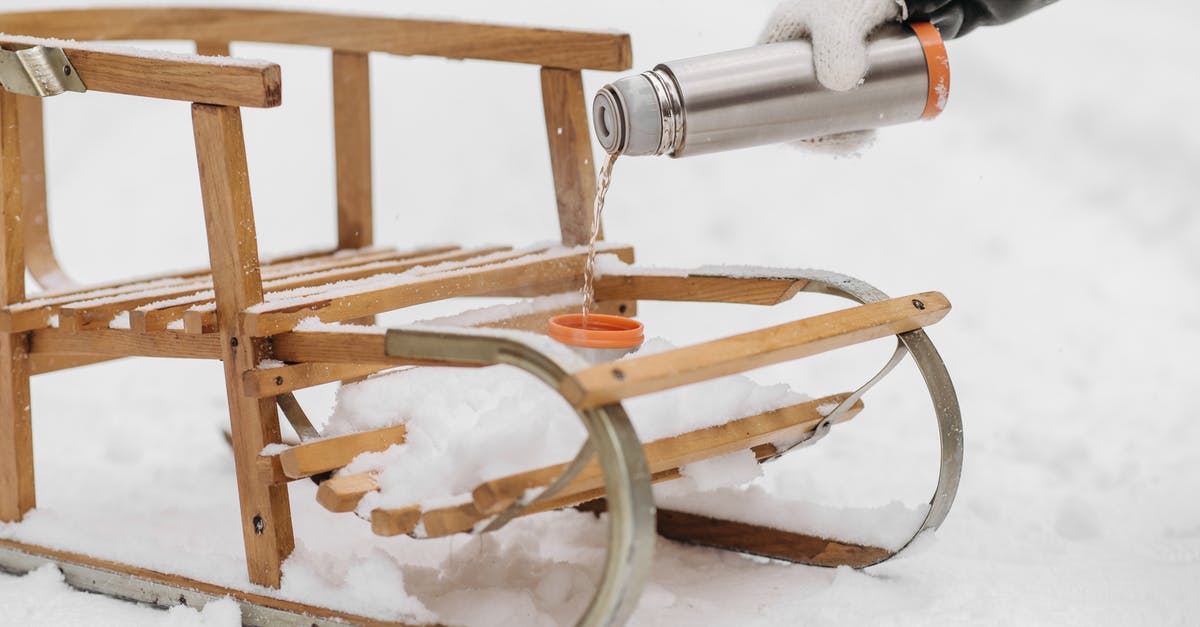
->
(592, 22), (949, 157)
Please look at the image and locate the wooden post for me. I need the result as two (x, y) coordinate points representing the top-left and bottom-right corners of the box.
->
(191, 103), (293, 588)
(194, 41), (231, 57)
(0, 90), (35, 522)
(540, 67), (599, 247)
(332, 50), (373, 251)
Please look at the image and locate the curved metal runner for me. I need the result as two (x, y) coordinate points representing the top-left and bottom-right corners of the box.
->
(383, 266), (963, 626)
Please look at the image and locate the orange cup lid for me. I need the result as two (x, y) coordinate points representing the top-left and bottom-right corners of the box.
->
(909, 22), (950, 120)
(548, 314), (644, 349)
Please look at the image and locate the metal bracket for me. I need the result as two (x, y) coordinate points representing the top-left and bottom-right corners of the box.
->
(0, 46), (87, 97)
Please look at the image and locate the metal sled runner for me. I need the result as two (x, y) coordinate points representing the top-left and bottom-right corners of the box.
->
(0, 8), (963, 626)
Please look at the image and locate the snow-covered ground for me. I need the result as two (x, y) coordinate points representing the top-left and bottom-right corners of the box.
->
(2, 0), (1199, 625)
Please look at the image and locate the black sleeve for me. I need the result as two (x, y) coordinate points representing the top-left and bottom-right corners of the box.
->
(905, 0), (1058, 39)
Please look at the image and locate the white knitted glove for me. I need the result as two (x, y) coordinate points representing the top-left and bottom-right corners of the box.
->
(760, 0), (908, 154)
(759, 0), (908, 91)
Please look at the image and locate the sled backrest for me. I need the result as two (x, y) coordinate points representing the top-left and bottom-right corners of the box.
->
(0, 7), (631, 284)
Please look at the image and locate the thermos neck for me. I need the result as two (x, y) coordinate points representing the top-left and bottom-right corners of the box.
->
(593, 68), (685, 157)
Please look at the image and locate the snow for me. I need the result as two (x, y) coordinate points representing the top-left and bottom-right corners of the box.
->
(3, 0), (1200, 625)
(324, 337), (811, 512)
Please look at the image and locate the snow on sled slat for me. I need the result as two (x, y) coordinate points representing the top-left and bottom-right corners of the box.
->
(275, 424), (407, 480)
(317, 472), (380, 513)
(128, 244), (483, 333)
(471, 393), (861, 516)
(242, 246), (635, 336)
(561, 292), (950, 409)
(183, 244), (560, 334)
(12, 245), (336, 314)
(58, 244), (465, 333)
(654, 510), (892, 568)
(1, 245), (424, 333)
(366, 394), (861, 537)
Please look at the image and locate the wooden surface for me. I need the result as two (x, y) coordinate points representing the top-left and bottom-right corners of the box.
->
(29, 328), (221, 360)
(370, 505), (422, 537)
(654, 510), (892, 568)
(15, 96), (73, 290)
(194, 41), (230, 57)
(562, 292), (952, 408)
(332, 50), (373, 250)
(316, 472), (378, 513)
(242, 362), (390, 398)
(277, 425), (406, 479)
(472, 394), (860, 515)
(0, 538), (430, 627)
(244, 246), (633, 335)
(594, 274), (810, 306)
(129, 245), (480, 333)
(368, 394), (861, 539)
(192, 103), (292, 588)
(541, 68), (598, 247)
(0, 90), (35, 522)
(0, 35), (281, 108)
(0, 8), (633, 71)
(181, 245), (515, 334)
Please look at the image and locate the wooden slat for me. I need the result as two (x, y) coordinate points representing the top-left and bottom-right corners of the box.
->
(179, 245), (514, 334)
(561, 292), (951, 409)
(0, 305), (50, 333)
(594, 274), (810, 306)
(271, 331), (467, 367)
(367, 394), (860, 537)
(0, 90), (35, 522)
(316, 472), (378, 513)
(654, 510), (891, 568)
(82, 245), (488, 333)
(0, 36), (281, 108)
(29, 328), (221, 359)
(0, 8), (633, 71)
(192, 103), (292, 588)
(332, 50), (373, 250)
(276, 425), (406, 479)
(29, 353), (122, 375)
(15, 96), (73, 291)
(473, 394), (860, 515)
(370, 505), (422, 537)
(541, 68), (597, 247)
(243, 362), (390, 398)
(244, 246), (634, 336)
(194, 41), (230, 57)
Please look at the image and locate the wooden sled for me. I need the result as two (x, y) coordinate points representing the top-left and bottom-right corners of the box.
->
(0, 8), (963, 626)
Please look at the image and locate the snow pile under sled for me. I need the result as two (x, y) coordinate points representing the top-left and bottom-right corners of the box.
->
(325, 335), (924, 549)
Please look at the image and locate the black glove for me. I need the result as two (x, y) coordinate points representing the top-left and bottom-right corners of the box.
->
(906, 0), (1058, 38)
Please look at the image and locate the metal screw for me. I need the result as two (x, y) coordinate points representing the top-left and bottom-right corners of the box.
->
(230, 337), (239, 348)
(618, 304), (628, 314)
(253, 514), (264, 534)
(912, 299), (926, 310)
(612, 369), (625, 381)
(63, 65), (72, 76)
(275, 376), (284, 386)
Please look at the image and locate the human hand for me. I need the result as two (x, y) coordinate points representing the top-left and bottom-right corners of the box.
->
(759, 0), (907, 92)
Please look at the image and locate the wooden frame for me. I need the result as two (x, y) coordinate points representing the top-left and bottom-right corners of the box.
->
(0, 9), (630, 590)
